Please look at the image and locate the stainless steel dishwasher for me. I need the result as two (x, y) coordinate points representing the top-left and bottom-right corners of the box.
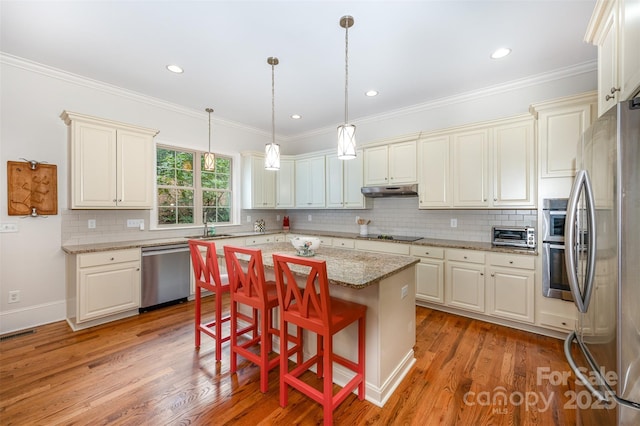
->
(140, 243), (191, 311)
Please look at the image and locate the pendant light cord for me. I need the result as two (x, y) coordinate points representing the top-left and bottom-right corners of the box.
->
(272, 61), (276, 145)
(344, 20), (349, 124)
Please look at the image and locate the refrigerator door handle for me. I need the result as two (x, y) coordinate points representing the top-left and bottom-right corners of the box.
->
(565, 332), (640, 410)
(565, 169), (597, 313)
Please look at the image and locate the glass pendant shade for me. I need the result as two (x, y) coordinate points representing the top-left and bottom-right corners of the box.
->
(264, 143), (280, 170)
(337, 124), (357, 159)
(203, 152), (215, 171)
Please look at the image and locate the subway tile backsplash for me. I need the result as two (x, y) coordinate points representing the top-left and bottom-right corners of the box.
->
(62, 197), (536, 245)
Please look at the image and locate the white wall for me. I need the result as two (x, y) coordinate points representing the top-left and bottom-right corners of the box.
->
(0, 55), (596, 334)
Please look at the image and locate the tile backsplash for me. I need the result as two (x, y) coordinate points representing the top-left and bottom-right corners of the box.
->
(62, 197), (536, 245)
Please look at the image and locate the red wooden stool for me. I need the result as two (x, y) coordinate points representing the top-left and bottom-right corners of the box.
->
(224, 246), (302, 393)
(189, 240), (230, 361)
(272, 254), (366, 426)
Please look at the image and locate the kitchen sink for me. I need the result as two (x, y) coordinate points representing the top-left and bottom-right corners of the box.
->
(185, 234), (233, 240)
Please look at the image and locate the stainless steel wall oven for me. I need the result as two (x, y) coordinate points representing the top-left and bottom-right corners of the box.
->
(542, 198), (573, 300)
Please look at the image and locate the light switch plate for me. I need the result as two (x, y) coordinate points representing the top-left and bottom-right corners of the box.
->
(0, 223), (18, 233)
(127, 219), (144, 228)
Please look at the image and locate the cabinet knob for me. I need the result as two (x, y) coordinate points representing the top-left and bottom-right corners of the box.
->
(425, 252), (429, 255)
(605, 87), (620, 101)
(110, 257), (115, 261)
(509, 260), (513, 264)
(480, 273), (484, 276)
(494, 198), (497, 201)
(136, 267), (140, 271)
(113, 199), (117, 202)
(464, 256), (468, 259)
(491, 273), (495, 277)
(483, 198), (487, 202)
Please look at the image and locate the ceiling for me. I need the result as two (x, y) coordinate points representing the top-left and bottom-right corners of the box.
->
(1, 1), (597, 139)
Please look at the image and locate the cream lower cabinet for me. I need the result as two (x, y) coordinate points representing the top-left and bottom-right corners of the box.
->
(67, 248), (141, 325)
(411, 246), (445, 304)
(445, 249), (486, 313)
(486, 253), (535, 324)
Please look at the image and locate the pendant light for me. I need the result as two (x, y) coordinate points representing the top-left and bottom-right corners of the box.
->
(203, 108), (215, 171)
(337, 15), (356, 160)
(264, 57), (280, 170)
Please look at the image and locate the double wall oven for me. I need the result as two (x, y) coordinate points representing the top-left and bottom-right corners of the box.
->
(542, 198), (573, 300)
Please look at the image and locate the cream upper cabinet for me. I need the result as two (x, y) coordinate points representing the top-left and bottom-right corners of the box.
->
(452, 129), (490, 207)
(242, 153), (276, 209)
(326, 151), (370, 209)
(276, 158), (295, 209)
(492, 119), (535, 207)
(61, 111), (158, 209)
(530, 92), (597, 178)
(586, 0), (640, 117)
(363, 141), (417, 185)
(417, 136), (451, 208)
(295, 155), (325, 208)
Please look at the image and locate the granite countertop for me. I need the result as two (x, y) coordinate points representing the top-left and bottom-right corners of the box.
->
(227, 242), (419, 289)
(62, 229), (537, 256)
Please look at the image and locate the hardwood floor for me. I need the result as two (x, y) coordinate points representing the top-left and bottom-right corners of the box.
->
(0, 296), (576, 425)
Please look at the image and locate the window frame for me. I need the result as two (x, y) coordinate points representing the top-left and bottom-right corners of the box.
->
(153, 143), (240, 230)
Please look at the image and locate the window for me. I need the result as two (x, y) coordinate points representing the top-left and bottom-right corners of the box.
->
(156, 146), (232, 227)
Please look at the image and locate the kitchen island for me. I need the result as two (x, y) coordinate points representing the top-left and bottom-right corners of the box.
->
(225, 241), (419, 407)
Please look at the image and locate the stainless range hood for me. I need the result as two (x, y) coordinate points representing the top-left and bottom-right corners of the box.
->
(361, 184), (418, 198)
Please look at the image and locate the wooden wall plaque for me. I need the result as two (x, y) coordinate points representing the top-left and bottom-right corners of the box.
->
(7, 161), (58, 216)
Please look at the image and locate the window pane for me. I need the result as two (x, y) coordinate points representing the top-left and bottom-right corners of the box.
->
(177, 207), (194, 224)
(216, 208), (230, 222)
(157, 148), (176, 168)
(176, 152), (194, 170)
(157, 188), (176, 207)
(177, 170), (193, 187)
(177, 189), (194, 206)
(158, 207), (176, 225)
(157, 168), (175, 186)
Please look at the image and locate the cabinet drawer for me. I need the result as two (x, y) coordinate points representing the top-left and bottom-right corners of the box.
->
(332, 238), (354, 249)
(538, 312), (575, 332)
(319, 237), (333, 246)
(79, 249), (140, 268)
(355, 240), (411, 255)
(246, 235), (277, 245)
(446, 249), (485, 264)
(410, 245), (444, 259)
(488, 253), (535, 270)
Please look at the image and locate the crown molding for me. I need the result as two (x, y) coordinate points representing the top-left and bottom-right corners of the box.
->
(0, 52), (271, 138)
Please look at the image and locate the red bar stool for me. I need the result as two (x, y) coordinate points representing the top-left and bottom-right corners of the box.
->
(272, 254), (366, 426)
(224, 246), (302, 393)
(189, 240), (231, 361)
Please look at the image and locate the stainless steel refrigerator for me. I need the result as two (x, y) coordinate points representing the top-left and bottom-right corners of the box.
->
(564, 97), (640, 425)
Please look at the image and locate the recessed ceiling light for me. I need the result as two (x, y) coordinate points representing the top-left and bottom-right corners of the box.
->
(490, 48), (512, 59)
(365, 90), (379, 97)
(166, 64), (184, 73)
(291, 114), (302, 119)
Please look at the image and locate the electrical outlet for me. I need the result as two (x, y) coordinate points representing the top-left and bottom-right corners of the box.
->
(0, 223), (18, 233)
(450, 218), (457, 228)
(401, 285), (408, 299)
(307, 215), (312, 222)
(276, 214), (281, 221)
(355, 215), (360, 224)
(247, 215), (251, 223)
(8, 290), (20, 304)
(126, 219), (144, 228)
(88, 219), (96, 229)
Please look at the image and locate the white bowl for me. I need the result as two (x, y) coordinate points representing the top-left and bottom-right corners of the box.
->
(290, 236), (321, 251)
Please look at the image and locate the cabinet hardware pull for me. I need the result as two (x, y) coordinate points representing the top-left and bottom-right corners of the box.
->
(610, 87), (621, 94)
(494, 198), (497, 201)
(110, 257), (115, 261)
(509, 261), (513, 264)
(464, 256), (468, 259)
(491, 273), (495, 277)
(480, 273), (484, 276)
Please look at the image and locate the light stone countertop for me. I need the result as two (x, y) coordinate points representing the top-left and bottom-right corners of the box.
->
(227, 242), (419, 289)
(61, 228), (537, 256)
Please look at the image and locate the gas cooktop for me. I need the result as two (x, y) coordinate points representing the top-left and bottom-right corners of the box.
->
(359, 234), (423, 242)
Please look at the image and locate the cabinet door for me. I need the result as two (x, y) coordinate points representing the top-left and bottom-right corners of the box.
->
(343, 152), (366, 208)
(325, 154), (344, 208)
(416, 259), (444, 304)
(492, 120), (535, 207)
(276, 159), (295, 208)
(417, 136), (451, 208)
(487, 267), (535, 323)
(452, 130), (489, 207)
(295, 156), (325, 208)
(620, 0), (640, 101)
(446, 261), (485, 313)
(244, 155), (275, 209)
(71, 121), (117, 208)
(363, 145), (389, 185)
(78, 262), (141, 322)
(117, 129), (154, 208)
(389, 141), (417, 184)
(295, 159), (310, 207)
(538, 102), (593, 178)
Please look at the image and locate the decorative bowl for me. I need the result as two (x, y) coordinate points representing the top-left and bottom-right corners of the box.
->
(290, 236), (321, 256)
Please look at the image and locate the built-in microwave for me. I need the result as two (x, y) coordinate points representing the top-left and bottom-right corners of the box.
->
(491, 226), (536, 249)
(542, 198), (568, 243)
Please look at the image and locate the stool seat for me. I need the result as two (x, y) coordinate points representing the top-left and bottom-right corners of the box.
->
(273, 253), (366, 426)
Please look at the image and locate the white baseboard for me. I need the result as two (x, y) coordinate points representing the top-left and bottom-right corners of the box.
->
(0, 300), (66, 335)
